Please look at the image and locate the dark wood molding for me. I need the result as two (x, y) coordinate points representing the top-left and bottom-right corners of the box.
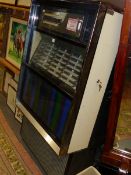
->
(101, 0), (131, 173)
(0, 58), (20, 75)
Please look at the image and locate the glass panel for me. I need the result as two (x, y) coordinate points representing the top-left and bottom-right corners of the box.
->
(38, 9), (84, 39)
(29, 31), (85, 90)
(21, 67), (72, 141)
(113, 54), (131, 153)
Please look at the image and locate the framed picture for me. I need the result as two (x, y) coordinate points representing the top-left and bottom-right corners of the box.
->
(0, 9), (10, 57)
(0, 0), (16, 5)
(0, 65), (5, 91)
(15, 106), (23, 123)
(7, 85), (16, 113)
(6, 17), (27, 69)
(3, 71), (13, 94)
(17, 0), (31, 7)
(12, 9), (29, 21)
(9, 78), (18, 90)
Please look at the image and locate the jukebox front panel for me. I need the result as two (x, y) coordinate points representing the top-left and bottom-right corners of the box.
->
(17, 1), (123, 155)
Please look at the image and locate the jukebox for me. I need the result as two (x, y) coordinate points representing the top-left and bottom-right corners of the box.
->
(17, 0), (123, 174)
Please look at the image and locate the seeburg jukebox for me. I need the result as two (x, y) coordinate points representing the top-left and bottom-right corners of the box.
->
(17, 0), (123, 174)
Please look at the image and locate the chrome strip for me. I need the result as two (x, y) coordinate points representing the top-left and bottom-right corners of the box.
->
(16, 100), (61, 155)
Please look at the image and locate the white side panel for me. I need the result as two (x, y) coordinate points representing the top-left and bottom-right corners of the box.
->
(68, 12), (123, 153)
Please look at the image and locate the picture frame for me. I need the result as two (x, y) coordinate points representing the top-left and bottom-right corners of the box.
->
(17, 0), (31, 7)
(0, 8), (10, 58)
(6, 17), (27, 69)
(9, 78), (18, 90)
(15, 106), (23, 123)
(12, 9), (29, 21)
(0, 0), (16, 5)
(3, 71), (13, 94)
(7, 85), (16, 113)
(0, 65), (5, 91)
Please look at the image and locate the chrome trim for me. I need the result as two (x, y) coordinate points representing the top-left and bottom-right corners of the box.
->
(16, 100), (61, 155)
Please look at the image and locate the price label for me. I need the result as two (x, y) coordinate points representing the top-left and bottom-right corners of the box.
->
(66, 18), (79, 32)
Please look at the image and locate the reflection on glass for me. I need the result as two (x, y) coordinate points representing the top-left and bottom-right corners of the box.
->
(29, 31), (85, 90)
(43, 11), (67, 26)
(113, 55), (131, 153)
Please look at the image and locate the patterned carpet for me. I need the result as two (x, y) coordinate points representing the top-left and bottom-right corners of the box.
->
(0, 110), (43, 175)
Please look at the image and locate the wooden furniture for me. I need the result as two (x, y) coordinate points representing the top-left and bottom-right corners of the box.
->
(0, 0), (31, 7)
(0, 59), (20, 75)
(101, 0), (131, 174)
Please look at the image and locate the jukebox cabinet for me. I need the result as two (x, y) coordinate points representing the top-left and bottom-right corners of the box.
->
(16, 0), (123, 174)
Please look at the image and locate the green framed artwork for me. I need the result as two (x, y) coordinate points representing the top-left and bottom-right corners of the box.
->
(6, 17), (27, 69)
